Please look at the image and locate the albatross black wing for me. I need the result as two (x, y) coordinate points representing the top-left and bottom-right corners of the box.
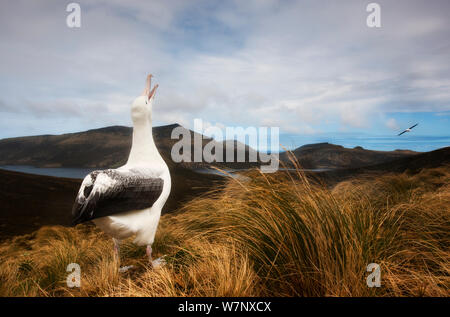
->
(409, 123), (418, 130)
(71, 169), (164, 226)
(398, 130), (407, 136)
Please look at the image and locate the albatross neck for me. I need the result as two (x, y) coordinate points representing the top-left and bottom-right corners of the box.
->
(127, 118), (163, 166)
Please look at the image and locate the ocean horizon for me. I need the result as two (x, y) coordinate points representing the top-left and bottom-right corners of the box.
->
(277, 134), (450, 153)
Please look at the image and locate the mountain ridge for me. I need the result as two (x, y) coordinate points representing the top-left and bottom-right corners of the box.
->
(0, 124), (258, 169)
(0, 125), (422, 170)
(280, 142), (418, 169)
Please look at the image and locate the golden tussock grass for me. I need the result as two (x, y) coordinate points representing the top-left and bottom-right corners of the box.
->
(0, 162), (448, 297)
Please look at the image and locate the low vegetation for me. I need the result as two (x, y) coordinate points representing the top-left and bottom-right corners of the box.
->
(1, 162), (449, 297)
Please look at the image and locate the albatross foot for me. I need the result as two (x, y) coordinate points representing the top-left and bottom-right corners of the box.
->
(151, 256), (167, 268)
(118, 265), (134, 273)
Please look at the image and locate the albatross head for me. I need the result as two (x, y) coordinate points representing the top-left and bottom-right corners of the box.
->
(131, 74), (158, 123)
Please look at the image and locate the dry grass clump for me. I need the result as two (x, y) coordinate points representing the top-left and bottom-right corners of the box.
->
(0, 164), (448, 297)
(0, 225), (118, 296)
(332, 167), (450, 296)
(168, 165), (450, 296)
(0, 225), (258, 297)
(111, 240), (259, 297)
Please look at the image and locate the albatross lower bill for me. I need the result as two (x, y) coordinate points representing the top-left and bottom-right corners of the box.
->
(71, 75), (171, 270)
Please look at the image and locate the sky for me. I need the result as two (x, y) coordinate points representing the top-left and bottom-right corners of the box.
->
(0, 0), (449, 151)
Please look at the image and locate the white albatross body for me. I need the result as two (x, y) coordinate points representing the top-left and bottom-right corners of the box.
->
(72, 75), (170, 266)
(91, 123), (171, 246)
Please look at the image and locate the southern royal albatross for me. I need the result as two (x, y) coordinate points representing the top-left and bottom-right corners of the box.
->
(72, 75), (171, 268)
(398, 123), (418, 136)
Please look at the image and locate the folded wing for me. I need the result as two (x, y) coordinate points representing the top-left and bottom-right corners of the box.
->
(72, 169), (164, 226)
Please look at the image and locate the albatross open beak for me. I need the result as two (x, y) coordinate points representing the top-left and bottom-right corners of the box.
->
(142, 74), (158, 102)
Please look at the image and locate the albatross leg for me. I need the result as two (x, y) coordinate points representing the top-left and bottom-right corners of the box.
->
(146, 245), (153, 263)
(147, 245), (166, 268)
(113, 238), (133, 273)
(113, 238), (120, 258)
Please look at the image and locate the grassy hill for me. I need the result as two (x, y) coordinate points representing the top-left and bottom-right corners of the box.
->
(280, 142), (418, 169)
(0, 163), (448, 297)
(317, 146), (450, 184)
(0, 169), (80, 241)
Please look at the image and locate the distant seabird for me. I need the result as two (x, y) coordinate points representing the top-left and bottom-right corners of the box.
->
(398, 123), (418, 136)
(72, 75), (171, 269)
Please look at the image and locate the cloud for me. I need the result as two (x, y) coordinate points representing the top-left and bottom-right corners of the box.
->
(0, 99), (17, 113)
(0, 0), (449, 138)
(386, 118), (400, 131)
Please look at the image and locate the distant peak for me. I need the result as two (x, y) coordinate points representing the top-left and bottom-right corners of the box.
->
(155, 123), (182, 129)
(298, 142), (343, 150)
(85, 126), (131, 133)
(85, 124), (183, 134)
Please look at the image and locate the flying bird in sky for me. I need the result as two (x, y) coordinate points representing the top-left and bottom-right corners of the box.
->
(398, 123), (419, 136)
(71, 74), (171, 271)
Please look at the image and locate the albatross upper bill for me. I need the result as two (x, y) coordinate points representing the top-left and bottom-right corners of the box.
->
(71, 75), (171, 261)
